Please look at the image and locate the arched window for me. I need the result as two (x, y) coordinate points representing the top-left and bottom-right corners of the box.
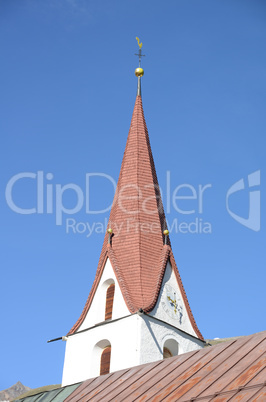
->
(163, 339), (179, 359)
(105, 284), (115, 320)
(91, 339), (111, 378)
(100, 345), (111, 375)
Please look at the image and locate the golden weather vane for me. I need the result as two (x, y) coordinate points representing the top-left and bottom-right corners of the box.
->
(136, 37), (143, 49)
(135, 37), (145, 68)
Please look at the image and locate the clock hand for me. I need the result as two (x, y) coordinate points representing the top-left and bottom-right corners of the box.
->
(173, 300), (177, 314)
(167, 296), (174, 303)
(173, 292), (177, 313)
(167, 296), (177, 314)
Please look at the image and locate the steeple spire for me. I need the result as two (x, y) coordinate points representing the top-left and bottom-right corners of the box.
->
(68, 46), (203, 341)
(135, 37), (145, 96)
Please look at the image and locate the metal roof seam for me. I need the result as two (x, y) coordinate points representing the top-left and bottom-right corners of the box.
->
(179, 339), (266, 401)
(134, 351), (201, 402)
(220, 351), (266, 395)
(116, 361), (168, 402)
(84, 373), (131, 401)
(181, 382), (266, 402)
(106, 361), (165, 401)
(245, 384), (266, 402)
(66, 375), (104, 402)
(151, 340), (239, 401)
(215, 337), (266, 395)
(140, 348), (223, 402)
(189, 336), (262, 400)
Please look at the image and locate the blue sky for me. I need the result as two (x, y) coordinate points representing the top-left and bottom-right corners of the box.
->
(1, 0), (265, 391)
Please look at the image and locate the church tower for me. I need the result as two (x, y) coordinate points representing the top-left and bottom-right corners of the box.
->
(62, 40), (205, 387)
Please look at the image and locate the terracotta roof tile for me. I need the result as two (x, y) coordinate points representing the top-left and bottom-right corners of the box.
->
(68, 95), (203, 340)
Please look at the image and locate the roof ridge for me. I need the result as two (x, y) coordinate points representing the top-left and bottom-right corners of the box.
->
(143, 245), (171, 311)
(136, 99), (143, 302)
(137, 96), (144, 305)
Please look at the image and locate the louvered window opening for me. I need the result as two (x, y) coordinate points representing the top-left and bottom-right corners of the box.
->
(105, 284), (115, 320)
(100, 346), (111, 375)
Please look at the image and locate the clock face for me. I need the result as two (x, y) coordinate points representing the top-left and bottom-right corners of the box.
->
(162, 284), (184, 324)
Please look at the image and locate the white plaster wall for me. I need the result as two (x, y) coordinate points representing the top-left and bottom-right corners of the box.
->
(62, 259), (204, 386)
(79, 258), (130, 331)
(138, 315), (203, 366)
(150, 261), (199, 338)
(62, 314), (141, 386)
(62, 310), (204, 386)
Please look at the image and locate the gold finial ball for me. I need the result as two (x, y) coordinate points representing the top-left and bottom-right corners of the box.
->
(135, 67), (144, 77)
(107, 228), (113, 234)
(163, 230), (169, 236)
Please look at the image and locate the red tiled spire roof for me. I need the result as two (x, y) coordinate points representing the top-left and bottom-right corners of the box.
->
(68, 94), (203, 340)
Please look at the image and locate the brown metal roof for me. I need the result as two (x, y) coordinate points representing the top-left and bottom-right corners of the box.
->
(65, 331), (266, 401)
